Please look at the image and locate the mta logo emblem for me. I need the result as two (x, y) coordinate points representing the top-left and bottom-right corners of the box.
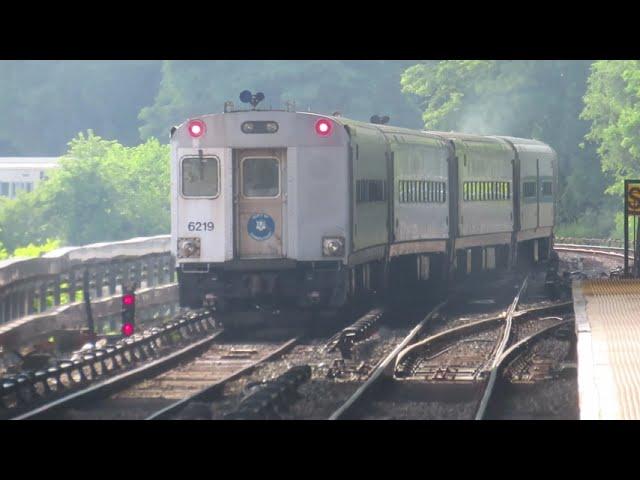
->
(248, 213), (275, 241)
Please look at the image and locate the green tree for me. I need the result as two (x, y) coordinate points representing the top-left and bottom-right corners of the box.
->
(0, 193), (53, 253)
(581, 60), (640, 238)
(582, 61), (640, 195)
(0, 132), (170, 250)
(139, 60), (423, 139)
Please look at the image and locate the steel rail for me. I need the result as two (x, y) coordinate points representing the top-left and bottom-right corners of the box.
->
(13, 329), (225, 420)
(394, 297), (572, 372)
(474, 275), (528, 420)
(554, 243), (631, 259)
(3, 308), (218, 419)
(473, 319), (573, 420)
(329, 300), (448, 420)
(146, 337), (300, 420)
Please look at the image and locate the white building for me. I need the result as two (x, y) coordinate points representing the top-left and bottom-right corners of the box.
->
(0, 157), (59, 198)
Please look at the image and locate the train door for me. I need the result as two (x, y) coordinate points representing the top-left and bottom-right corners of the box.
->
(234, 148), (286, 258)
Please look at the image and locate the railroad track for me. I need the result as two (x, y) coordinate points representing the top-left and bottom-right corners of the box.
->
(329, 274), (575, 420)
(2, 309), (220, 420)
(554, 242), (631, 260)
(16, 333), (299, 420)
(480, 319), (575, 419)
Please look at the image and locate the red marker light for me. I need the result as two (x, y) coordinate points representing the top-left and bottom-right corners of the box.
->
(315, 118), (333, 137)
(122, 322), (134, 337)
(122, 294), (135, 306)
(187, 119), (206, 138)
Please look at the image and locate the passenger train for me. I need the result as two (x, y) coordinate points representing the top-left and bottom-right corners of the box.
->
(170, 94), (556, 323)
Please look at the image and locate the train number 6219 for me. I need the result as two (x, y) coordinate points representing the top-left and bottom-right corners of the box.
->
(187, 221), (214, 232)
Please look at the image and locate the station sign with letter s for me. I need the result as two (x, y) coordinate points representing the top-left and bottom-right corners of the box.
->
(626, 179), (640, 216)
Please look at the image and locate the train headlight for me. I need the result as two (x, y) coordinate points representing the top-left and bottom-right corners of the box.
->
(241, 121), (279, 134)
(322, 237), (345, 257)
(265, 121), (278, 133)
(178, 237), (201, 258)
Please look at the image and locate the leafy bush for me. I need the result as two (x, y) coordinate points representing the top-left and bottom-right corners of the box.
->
(13, 239), (61, 258)
(556, 207), (618, 239)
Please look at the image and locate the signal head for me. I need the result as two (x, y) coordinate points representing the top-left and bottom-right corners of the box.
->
(122, 293), (135, 306)
(122, 322), (134, 337)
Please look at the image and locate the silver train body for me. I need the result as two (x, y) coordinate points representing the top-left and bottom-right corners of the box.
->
(170, 110), (556, 313)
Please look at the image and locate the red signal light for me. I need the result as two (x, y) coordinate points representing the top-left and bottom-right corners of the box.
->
(315, 119), (333, 137)
(122, 322), (134, 337)
(122, 294), (135, 306)
(187, 119), (206, 138)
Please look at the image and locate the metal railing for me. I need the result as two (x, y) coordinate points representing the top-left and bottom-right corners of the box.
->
(0, 235), (174, 347)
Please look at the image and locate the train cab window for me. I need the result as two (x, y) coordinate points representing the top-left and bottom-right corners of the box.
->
(243, 157), (279, 197)
(182, 156), (219, 197)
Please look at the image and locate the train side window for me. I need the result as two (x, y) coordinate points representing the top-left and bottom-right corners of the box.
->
(542, 181), (553, 196)
(370, 180), (386, 202)
(0, 182), (8, 197)
(523, 181), (536, 198)
(182, 156), (219, 197)
(243, 157), (279, 198)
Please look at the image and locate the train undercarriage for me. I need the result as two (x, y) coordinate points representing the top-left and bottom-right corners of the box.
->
(177, 237), (553, 327)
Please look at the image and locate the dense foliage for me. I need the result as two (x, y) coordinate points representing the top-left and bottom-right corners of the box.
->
(581, 60), (640, 236)
(0, 60), (638, 257)
(0, 133), (169, 252)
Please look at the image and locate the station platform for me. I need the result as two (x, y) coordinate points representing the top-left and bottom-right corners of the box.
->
(573, 279), (640, 419)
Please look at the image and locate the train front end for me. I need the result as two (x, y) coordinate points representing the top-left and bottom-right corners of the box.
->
(170, 106), (351, 324)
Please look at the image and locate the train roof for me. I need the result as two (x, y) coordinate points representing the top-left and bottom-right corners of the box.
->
(490, 136), (556, 156)
(173, 110), (555, 153)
